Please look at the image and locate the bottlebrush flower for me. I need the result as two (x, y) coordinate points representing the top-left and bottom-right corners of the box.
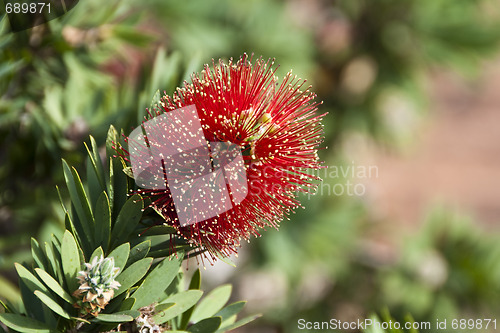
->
(127, 54), (325, 260)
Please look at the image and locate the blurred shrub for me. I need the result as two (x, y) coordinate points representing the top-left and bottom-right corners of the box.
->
(1, 0), (500, 332)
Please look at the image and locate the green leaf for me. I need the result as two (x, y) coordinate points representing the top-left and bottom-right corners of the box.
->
(63, 213), (78, 253)
(126, 240), (151, 266)
(62, 160), (94, 249)
(132, 253), (184, 309)
(61, 231), (81, 294)
(110, 194), (143, 247)
(14, 264), (49, 295)
(18, 277), (45, 322)
(138, 225), (177, 237)
(117, 310), (140, 318)
(214, 301), (246, 323)
(153, 290), (204, 325)
(34, 291), (71, 319)
(106, 125), (119, 159)
(95, 313), (134, 323)
(189, 269), (201, 290)
(122, 166), (134, 178)
(44, 242), (62, 286)
(155, 303), (175, 312)
(31, 238), (48, 271)
(150, 89), (161, 114)
(0, 299), (12, 313)
(85, 136), (106, 191)
(94, 192), (112, 252)
(216, 255), (236, 268)
(215, 314), (261, 333)
(191, 285), (232, 323)
(109, 157), (129, 221)
(188, 317), (221, 333)
(0, 313), (55, 333)
(108, 243), (130, 273)
(115, 257), (153, 297)
(179, 269), (201, 329)
(86, 158), (101, 212)
(90, 247), (104, 262)
(34, 269), (73, 304)
(119, 297), (136, 311)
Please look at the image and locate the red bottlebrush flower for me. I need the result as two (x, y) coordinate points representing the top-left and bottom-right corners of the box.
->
(128, 54), (325, 259)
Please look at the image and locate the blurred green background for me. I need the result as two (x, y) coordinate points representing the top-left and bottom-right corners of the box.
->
(1, 0), (500, 332)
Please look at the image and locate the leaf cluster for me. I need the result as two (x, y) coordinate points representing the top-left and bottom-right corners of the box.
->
(0, 129), (256, 332)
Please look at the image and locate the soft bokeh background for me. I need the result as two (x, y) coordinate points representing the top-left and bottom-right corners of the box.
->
(1, 0), (500, 332)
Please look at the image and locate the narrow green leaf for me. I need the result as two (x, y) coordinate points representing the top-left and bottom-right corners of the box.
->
(155, 303), (175, 312)
(14, 264), (48, 294)
(18, 277), (45, 322)
(44, 242), (61, 286)
(85, 136), (107, 212)
(110, 194), (143, 247)
(0, 299), (11, 312)
(34, 269), (73, 304)
(115, 258), (153, 297)
(153, 290), (204, 325)
(148, 245), (193, 259)
(189, 269), (201, 290)
(191, 285), (232, 323)
(110, 157), (129, 222)
(68, 206), (92, 257)
(188, 317), (221, 333)
(95, 313), (134, 323)
(149, 89), (161, 113)
(34, 291), (71, 319)
(86, 159), (100, 212)
(62, 160), (94, 246)
(116, 310), (140, 318)
(31, 238), (48, 271)
(214, 301), (246, 323)
(86, 136), (106, 191)
(122, 166), (134, 178)
(132, 253), (184, 309)
(108, 243), (130, 273)
(179, 269), (201, 329)
(0, 313), (55, 333)
(94, 192), (112, 252)
(215, 314), (261, 333)
(119, 297), (136, 311)
(61, 231), (81, 294)
(90, 247), (104, 262)
(126, 240), (151, 266)
(216, 255), (236, 268)
(63, 213), (79, 252)
(106, 125), (119, 160)
(138, 225), (177, 237)
(50, 234), (62, 252)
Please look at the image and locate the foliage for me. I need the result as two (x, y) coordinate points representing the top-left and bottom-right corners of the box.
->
(0, 130), (256, 332)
